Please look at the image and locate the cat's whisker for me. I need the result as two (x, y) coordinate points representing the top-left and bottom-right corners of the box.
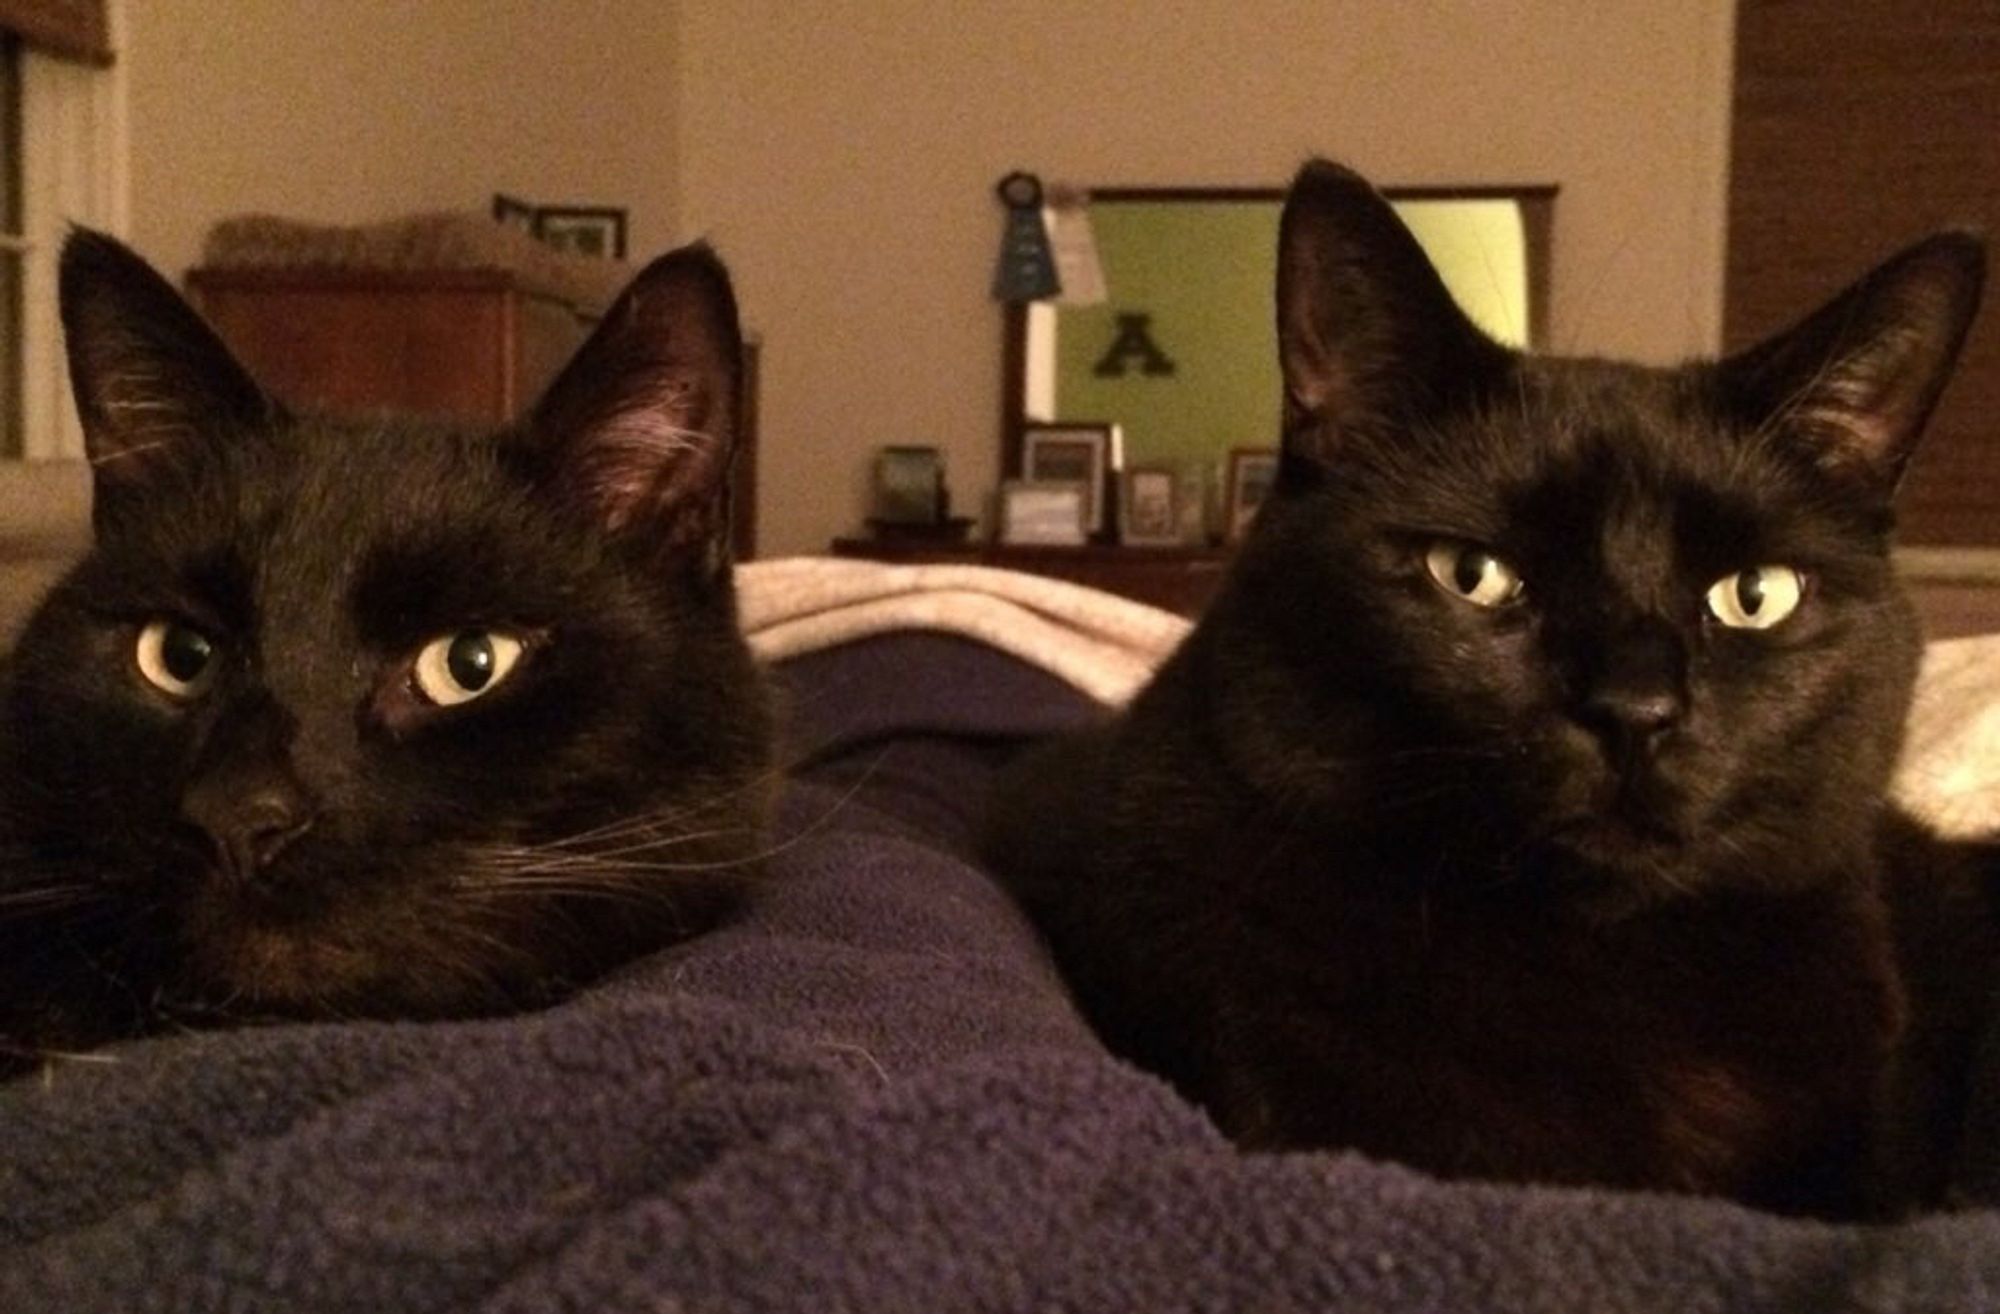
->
(499, 823), (765, 868)
(452, 879), (676, 905)
(488, 844), (760, 876)
(472, 832), (770, 889)
(85, 435), (170, 466)
(1572, 212), (1660, 360)
(456, 752), (886, 900)
(468, 830), (803, 888)
(16, 1045), (126, 1093)
(0, 883), (102, 910)
(533, 805), (721, 850)
(537, 760), (797, 851)
(201, 984), (249, 1020)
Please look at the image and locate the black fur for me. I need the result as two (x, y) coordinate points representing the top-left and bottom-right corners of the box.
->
(985, 160), (1996, 1218)
(0, 232), (773, 1070)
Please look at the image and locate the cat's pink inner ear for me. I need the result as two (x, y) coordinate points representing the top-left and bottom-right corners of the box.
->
(1275, 182), (1367, 423)
(1790, 338), (1931, 471)
(525, 244), (743, 555)
(82, 380), (228, 482)
(1272, 159), (1513, 468)
(1742, 231), (1983, 484)
(60, 230), (272, 497)
(579, 404), (716, 534)
(549, 361), (734, 551)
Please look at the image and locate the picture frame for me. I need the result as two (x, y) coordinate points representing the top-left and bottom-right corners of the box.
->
(1020, 421), (1115, 536)
(1119, 465), (1181, 547)
(490, 193), (538, 234)
(997, 480), (1089, 546)
(1224, 447), (1280, 543)
(534, 205), (629, 260)
(871, 445), (945, 526)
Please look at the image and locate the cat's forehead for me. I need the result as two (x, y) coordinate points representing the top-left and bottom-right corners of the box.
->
(1505, 360), (1731, 474)
(1457, 359), (1807, 514)
(1338, 356), (1856, 569)
(248, 416), (506, 520)
(116, 416), (572, 631)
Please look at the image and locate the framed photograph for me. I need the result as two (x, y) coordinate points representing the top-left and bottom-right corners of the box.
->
(1224, 447), (1280, 543)
(490, 193), (537, 234)
(997, 480), (1088, 546)
(535, 206), (628, 260)
(872, 445), (944, 525)
(1120, 465), (1180, 547)
(1020, 421), (1114, 536)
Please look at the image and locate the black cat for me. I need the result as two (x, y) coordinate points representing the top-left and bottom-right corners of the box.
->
(985, 160), (1996, 1218)
(0, 232), (773, 1071)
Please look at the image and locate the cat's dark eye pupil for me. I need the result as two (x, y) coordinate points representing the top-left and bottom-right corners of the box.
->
(1736, 571), (1765, 615)
(446, 633), (496, 691)
(1453, 553), (1490, 594)
(161, 626), (212, 682)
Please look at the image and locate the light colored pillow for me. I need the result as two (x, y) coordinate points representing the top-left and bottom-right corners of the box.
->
(1897, 634), (2000, 838)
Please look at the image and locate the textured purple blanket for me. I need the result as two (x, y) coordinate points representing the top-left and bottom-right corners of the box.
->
(4, 633), (1999, 1311)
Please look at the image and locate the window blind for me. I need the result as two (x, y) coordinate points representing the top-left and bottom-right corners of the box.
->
(1727, 0), (2000, 548)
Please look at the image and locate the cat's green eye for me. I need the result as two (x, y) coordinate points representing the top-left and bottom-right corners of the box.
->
(1705, 566), (1804, 630)
(1424, 541), (1525, 608)
(411, 630), (526, 707)
(134, 620), (217, 700)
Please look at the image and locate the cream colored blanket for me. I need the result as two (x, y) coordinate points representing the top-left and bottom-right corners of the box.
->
(738, 557), (1189, 706)
(737, 556), (2000, 839)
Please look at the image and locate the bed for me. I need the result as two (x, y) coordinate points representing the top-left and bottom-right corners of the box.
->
(4, 559), (2000, 1311)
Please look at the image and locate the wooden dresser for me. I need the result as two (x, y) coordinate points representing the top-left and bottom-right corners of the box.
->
(188, 268), (587, 425)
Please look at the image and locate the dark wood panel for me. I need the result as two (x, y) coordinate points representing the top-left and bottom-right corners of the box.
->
(1908, 577), (2000, 639)
(0, 0), (111, 64)
(189, 269), (555, 425)
(1727, 0), (2000, 546)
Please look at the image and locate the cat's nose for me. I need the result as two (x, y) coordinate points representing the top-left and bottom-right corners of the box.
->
(1580, 683), (1684, 749)
(184, 779), (317, 882)
(1576, 631), (1687, 754)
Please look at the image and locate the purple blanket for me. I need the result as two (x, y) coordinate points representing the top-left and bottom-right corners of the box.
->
(4, 633), (1999, 1311)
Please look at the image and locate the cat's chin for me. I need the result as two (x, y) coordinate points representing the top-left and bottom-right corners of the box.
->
(1545, 815), (1686, 865)
(1532, 816), (1713, 915)
(174, 858), (540, 1021)
(169, 839), (745, 1021)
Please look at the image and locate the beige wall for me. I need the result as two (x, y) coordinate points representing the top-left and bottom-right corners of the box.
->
(118, 3), (1736, 559)
(682, 1), (1736, 556)
(125, 1), (681, 285)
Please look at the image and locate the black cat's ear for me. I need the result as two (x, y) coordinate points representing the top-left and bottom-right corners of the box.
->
(1719, 231), (1984, 494)
(522, 243), (742, 573)
(1276, 160), (1511, 467)
(60, 229), (273, 527)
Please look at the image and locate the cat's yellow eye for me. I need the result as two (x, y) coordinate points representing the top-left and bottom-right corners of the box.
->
(1424, 541), (1525, 608)
(134, 619), (217, 700)
(1705, 566), (1804, 630)
(411, 630), (526, 707)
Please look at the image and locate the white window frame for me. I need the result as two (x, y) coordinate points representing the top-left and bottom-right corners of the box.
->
(11, 1), (127, 461)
